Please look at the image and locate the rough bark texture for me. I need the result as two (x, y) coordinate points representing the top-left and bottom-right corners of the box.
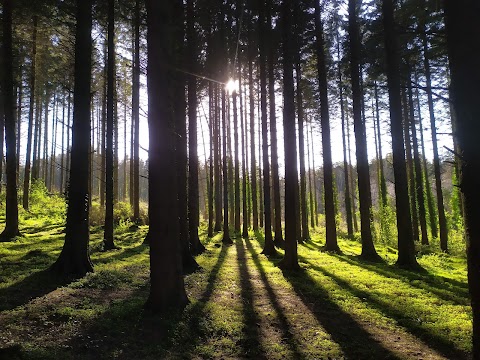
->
(316, 1), (339, 250)
(279, 0), (299, 270)
(145, 0), (189, 313)
(444, 2), (480, 356)
(382, 0), (418, 268)
(49, 0), (94, 275)
(23, 16), (37, 211)
(348, 0), (378, 260)
(132, 0), (140, 221)
(258, 0), (275, 255)
(103, 0), (116, 251)
(0, 0), (19, 241)
(187, 0), (204, 254)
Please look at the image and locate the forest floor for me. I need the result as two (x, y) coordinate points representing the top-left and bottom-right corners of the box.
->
(0, 217), (472, 360)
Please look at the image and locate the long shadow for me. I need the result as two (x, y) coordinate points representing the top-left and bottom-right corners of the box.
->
(235, 238), (266, 359)
(301, 239), (468, 299)
(331, 253), (469, 306)
(244, 237), (309, 359)
(5, 235), (63, 252)
(0, 269), (73, 311)
(304, 259), (469, 360)
(278, 264), (403, 358)
(19, 223), (64, 235)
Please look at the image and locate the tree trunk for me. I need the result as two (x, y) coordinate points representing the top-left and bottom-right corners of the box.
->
(23, 16), (37, 210)
(239, 61), (248, 239)
(100, 43), (107, 208)
(407, 70), (429, 246)
(49, 0), (94, 275)
(222, 87), (232, 245)
(444, 2), (480, 355)
(103, 0), (116, 251)
(187, 0), (205, 254)
(306, 122), (315, 230)
(214, 83), (222, 232)
(259, 0), (275, 255)
(420, 18), (448, 252)
(207, 82), (215, 238)
(311, 125), (319, 228)
(382, 0), (418, 268)
(346, 108), (358, 232)
(374, 82), (388, 207)
(248, 36), (258, 231)
(348, 0), (379, 260)
(316, 0), (339, 250)
(279, 0), (299, 269)
(0, 0), (20, 240)
(401, 83), (419, 242)
(144, 0), (189, 312)
(132, 0), (141, 221)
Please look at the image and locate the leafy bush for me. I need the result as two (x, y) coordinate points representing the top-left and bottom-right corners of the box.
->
(27, 180), (66, 221)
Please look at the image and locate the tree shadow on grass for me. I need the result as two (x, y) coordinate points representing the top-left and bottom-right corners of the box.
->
(331, 253), (469, 306)
(278, 265), (404, 359)
(303, 259), (469, 360)
(19, 223), (64, 235)
(244, 237), (307, 359)
(0, 269), (74, 311)
(235, 238), (267, 359)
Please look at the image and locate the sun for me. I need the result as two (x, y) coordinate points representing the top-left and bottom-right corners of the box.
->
(225, 78), (239, 94)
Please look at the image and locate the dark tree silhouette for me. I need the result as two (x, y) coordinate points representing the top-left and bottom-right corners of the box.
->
(49, 0), (94, 274)
(145, 0), (189, 312)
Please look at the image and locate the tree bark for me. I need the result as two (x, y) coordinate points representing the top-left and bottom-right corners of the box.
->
(374, 82), (388, 207)
(279, 0), (299, 269)
(49, 0), (94, 274)
(222, 88), (232, 245)
(248, 35), (258, 231)
(316, 0), (339, 250)
(145, 0), (189, 312)
(348, 0), (379, 260)
(382, 0), (418, 268)
(132, 0), (141, 221)
(444, 2), (480, 355)
(0, 0), (20, 241)
(23, 16), (37, 210)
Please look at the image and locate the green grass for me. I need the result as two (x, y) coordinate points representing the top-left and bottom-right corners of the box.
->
(0, 194), (472, 359)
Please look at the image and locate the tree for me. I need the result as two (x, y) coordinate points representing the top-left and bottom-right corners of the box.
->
(132, 0), (140, 222)
(145, 0), (189, 312)
(187, 0), (205, 254)
(248, 24), (258, 232)
(103, 0), (116, 251)
(348, 0), (379, 260)
(382, 0), (418, 269)
(279, 0), (299, 270)
(315, 0), (339, 251)
(22, 16), (38, 211)
(258, 0), (275, 255)
(444, 0), (480, 356)
(0, 0), (20, 241)
(49, 0), (94, 275)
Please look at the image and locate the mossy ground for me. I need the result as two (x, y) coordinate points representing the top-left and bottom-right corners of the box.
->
(0, 192), (472, 359)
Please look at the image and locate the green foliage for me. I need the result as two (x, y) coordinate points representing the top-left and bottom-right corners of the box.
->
(373, 203), (397, 246)
(24, 180), (66, 221)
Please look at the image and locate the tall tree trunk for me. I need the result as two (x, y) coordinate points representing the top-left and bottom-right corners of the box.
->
(294, 59), (309, 242)
(177, 0), (200, 272)
(145, 0), (188, 312)
(49, 0), (94, 275)
(100, 43), (107, 208)
(207, 82), (215, 238)
(306, 122), (315, 230)
(346, 108), (358, 232)
(279, 0), (299, 269)
(444, 2), (480, 355)
(239, 62), (248, 239)
(415, 71), (437, 241)
(316, 0), (339, 250)
(382, 0), (418, 268)
(16, 68), (22, 185)
(374, 82), (388, 207)
(0, 55), (4, 195)
(257, 81), (264, 229)
(311, 125), (319, 227)
(339, 71), (353, 238)
(214, 83), (222, 232)
(222, 87), (232, 245)
(258, 0), (275, 255)
(43, 90), (49, 184)
(187, 0), (204, 254)
(407, 70), (429, 245)
(132, 0), (141, 221)
(420, 16), (448, 251)
(0, 0), (20, 240)
(103, 0), (116, 251)
(32, 89), (42, 181)
(23, 16), (37, 210)
(348, 0), (379, 260)
(248, 36), (258, 231)
(401, 83), (419, 242)
(266, 0), (283, 247)
(233, 87), (241, 233)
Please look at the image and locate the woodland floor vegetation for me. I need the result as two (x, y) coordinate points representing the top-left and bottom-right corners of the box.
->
(0, 193), (471, 360)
